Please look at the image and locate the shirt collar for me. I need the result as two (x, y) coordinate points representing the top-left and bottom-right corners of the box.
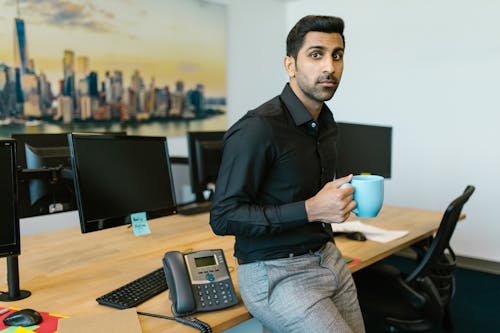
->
(279, 83), (335, 127)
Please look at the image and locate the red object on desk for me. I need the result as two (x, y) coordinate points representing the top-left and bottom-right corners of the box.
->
(344, 255), (362, 267)
(0, 307), (67, 333)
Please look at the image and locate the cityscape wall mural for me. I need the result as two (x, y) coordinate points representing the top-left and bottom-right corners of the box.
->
(0, 0), (227, 138)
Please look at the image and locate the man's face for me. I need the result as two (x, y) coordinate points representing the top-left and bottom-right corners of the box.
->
(285, 31), (344, 109)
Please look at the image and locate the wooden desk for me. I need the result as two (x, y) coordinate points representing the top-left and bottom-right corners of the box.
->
(0, 205), (445, 332)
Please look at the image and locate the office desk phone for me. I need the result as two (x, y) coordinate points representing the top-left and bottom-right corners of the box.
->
(163, 249), (238, 316)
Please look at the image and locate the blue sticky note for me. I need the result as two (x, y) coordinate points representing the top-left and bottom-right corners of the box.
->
(130, 212), (151, 236)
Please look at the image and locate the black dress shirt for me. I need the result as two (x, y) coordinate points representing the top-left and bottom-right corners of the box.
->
(210, 84), (339, 263)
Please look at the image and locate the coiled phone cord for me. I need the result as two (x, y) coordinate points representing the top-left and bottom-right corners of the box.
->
(137, 311), (212, 333)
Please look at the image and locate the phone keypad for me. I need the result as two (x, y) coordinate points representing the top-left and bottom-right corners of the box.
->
(193, 280), (238, 310)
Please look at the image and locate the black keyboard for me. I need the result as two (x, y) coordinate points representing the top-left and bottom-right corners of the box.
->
(96, 268), (168, 309)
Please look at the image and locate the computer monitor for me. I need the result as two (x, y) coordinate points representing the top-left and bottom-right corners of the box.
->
(187, 131), (225, 202)
(0, 139), (31, 301)
(0, 140), (20, 258)
(11, 132), (126, 218)
(12, 133), (74, 218)
(68, 134), (177, 233)
(335, 122), (392, 179)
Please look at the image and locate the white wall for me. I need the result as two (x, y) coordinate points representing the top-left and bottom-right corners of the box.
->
(222, 0), (289, 126)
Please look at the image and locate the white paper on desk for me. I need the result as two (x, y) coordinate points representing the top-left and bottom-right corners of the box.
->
(330, 220), (409, 243)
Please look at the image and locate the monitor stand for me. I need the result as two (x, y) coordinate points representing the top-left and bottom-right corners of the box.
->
(177, 201), (212, 216)
(0, 255), (31, 301)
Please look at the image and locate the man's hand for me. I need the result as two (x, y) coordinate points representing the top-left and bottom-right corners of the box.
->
(305, 175), (356, 224)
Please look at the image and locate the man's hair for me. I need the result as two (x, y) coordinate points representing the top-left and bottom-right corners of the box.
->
(286, 15), (345, 58)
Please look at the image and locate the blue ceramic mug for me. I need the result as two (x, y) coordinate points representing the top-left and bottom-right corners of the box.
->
(347, 175), (384, 218)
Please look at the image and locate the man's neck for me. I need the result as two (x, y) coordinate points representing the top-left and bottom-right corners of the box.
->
(308, 107), (322, 121)
(300, 98), (323, 121)
(289, 82), (323, 120)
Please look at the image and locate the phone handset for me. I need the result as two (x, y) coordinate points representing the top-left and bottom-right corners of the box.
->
(162, 249), (238, 317)
(163, 251), (196, 316)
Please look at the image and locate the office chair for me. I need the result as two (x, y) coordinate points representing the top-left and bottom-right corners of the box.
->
(353, 185), (475, 332)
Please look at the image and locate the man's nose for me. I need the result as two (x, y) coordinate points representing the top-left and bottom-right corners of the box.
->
(323, 57), (335, 74)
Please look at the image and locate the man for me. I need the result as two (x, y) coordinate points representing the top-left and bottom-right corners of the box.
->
(210, 15), (365, 333)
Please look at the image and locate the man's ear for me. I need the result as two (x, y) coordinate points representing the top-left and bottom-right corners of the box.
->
(284, 56), (296, 78)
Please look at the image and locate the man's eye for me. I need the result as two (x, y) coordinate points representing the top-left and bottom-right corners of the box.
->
(310, 52), (322, 59)
(333, 53), (343, 60)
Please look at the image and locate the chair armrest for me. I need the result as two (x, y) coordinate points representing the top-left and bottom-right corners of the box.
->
(417, 276), (444, 320)
(390, 269), (444, 321)
(395, 277), (427, 309)
(369, 262), (401, 277)
(369, 263), (427, 309)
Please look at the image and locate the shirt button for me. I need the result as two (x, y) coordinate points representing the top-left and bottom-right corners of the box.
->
(310, 122), (317, 128)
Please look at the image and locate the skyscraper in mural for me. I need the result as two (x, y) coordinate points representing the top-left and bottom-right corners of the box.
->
(12, 1), (33, 116)
(13, 4), (29, 77)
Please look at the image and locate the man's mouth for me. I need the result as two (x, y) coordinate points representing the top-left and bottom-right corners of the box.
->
(318, 79), (337, 87)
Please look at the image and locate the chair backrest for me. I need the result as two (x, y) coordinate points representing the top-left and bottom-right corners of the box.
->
(405, 185), (475, 283)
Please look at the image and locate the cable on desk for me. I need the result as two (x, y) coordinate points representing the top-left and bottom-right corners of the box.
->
(137, 311), (212, 333)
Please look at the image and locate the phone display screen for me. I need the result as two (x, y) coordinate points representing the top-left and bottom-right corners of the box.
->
(194, 255), (216, 267)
